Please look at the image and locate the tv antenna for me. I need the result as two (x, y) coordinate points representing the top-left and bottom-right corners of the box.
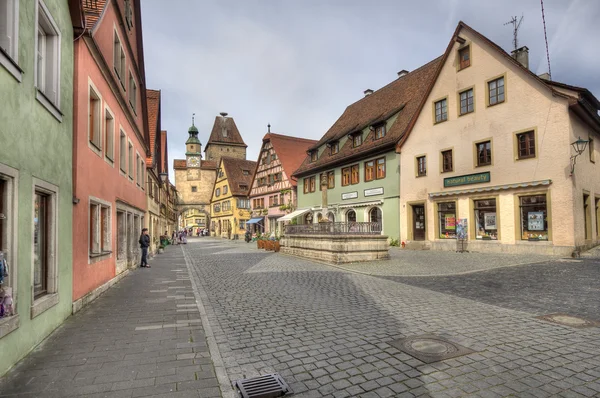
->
(504, 15), (524, 52)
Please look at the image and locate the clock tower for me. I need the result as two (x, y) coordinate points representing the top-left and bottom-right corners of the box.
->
(186, 115), (202, 168)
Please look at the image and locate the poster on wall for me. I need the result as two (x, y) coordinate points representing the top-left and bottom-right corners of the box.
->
(528, 212), (544, 230)
(484, 213), (497, 230)
(456, 219), (468, 240)
(445, 214), (456, 230)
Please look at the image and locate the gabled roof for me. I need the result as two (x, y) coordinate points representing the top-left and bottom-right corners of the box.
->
(293, 56), (442, 177)
(205, 116), (247, 149)
(220, 157), (257, 196)
(264, 133), (317, 186)
(145, 90), (160, 167)
(82, 0), (107, 30)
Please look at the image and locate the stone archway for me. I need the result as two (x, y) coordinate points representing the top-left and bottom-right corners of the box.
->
(176, 204), (211, 231)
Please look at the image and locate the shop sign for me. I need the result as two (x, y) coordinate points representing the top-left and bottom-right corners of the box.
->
(444, 172), (491, 188)
(456, 218), (468, 240)
(341, 191), (358, 200)
(364, 187), (384, 197)
(445, 214), (456, 230)
(528, 212), (544, 230)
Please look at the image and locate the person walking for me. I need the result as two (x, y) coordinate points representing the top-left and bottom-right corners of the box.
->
(139, 228), (151, 268)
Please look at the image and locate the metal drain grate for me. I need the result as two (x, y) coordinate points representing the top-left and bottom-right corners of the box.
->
(234, 373), (291, 398)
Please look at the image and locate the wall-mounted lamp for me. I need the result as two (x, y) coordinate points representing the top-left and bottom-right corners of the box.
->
(570, 136), (589, 175)
(159, 172), (168, 183)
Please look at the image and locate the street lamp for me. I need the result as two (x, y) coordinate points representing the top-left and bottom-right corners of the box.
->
(570, 137), (589, 175)
(159, 172), (168, 184)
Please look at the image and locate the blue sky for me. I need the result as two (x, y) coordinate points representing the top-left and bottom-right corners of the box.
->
(141, 0), (600, 179)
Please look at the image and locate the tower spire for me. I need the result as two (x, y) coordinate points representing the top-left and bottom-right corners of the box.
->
(192, 113), (195, 126)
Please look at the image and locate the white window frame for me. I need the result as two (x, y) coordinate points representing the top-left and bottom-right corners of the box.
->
(89, 197), (111, 262)
(128, 69), (137, 113)
(31, 177), (59, 319)
(0, 163), (19, 338)
(104, 105), (115, 163)
(88, 81), (102, 152)
(128, 140), (134, 180)
(35, 0), (62, 121)
(119, 129), (127, 174)
(0, 0), (22, 81)
(113, 27), (126, 89)
(135, 152), (141, 186)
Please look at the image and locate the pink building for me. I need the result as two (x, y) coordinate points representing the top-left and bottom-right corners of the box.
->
(71, 0), (149, 311)
(248, 132), (317, 234)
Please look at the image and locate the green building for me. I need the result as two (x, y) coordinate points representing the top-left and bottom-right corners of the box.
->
(292, 61), (440, 241)
(0, 0), (80, 375)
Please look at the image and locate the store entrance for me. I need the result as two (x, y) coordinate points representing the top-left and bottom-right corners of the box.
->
(412, 205), (425, 241)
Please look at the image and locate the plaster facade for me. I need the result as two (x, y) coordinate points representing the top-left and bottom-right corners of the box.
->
(0, 0), (74, 376)
(398, 24), (600, 255)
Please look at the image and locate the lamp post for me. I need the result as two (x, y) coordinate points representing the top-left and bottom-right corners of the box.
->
(570, 137), (589, 175)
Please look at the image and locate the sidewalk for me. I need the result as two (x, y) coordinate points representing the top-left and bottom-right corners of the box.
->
(0, 246), (222, 398)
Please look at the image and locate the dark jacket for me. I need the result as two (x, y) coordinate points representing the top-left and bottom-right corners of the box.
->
(139, 234), (150, 248)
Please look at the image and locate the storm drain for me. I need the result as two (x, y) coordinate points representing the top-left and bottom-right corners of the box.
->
(388, 334), (475, 364)
(233, 373), (291, 398)
(537, 313), (599, 328)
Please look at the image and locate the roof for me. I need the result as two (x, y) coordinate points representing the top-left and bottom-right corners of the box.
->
(160, 130), (168, 174)
(173, 158), (218, 170)
(205, 116), (247, 149)
(145, 89), (160, 167)
(82, 0), (107, 30)
(220, 157), (257, 196)
(173, 159), (186, 169)
(264, 133), (318, 186)
(294, 56), (442, 177)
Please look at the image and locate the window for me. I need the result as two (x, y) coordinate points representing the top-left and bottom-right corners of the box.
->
(474, 199), (497, 240)
(261, 155), (267, 165)
(458, 46), (470, 70)
(520, 195), (548, 240)
(310, 151), (317, 162)
(135, 154), (141, 185)
(105, 108), (114, 160)
(476, 140), (492, 166)
(215, 188), (220, 197)
(223, 185), (228, 195)
(330, 141), (339, 155)
(222, 200), (231, 211)
(128, 71), (137, 112)
(416, 156), (427, 176)
(239, 184), (248, 191)
(488, 77), (505, 105)
(119, 131), (126, 172)
(441, 150), (452, 173)
(113, 31), (125, 86)
(139, 157), (144, 188)
(516, 131), (535, 159)
(274, 173), (281, 182)
(33, 192), (49, 298)
(89, 87), (101, 149)
(303, 176), (316, 193)
(365, 160), (374, 182)
(128, 142), (133, 178)
(376, 158), (386, 179)
(351, 165), (359, 184)
(148, 175), (153, 198)
(36, 0), (61, 108)
(375, 125), (386, 139)
(434, 98), (447, 123)
(584, 194), (591, 240)
(589, 137), (595, 162)
(369, 207), (381, 224)
(342, 167), (351, 186)
(322, 171), (334, 189)
(437, 202), (456, 239)
(269, 195), (279, 206)
(346, 210), (356, 222)
(353, 133), (362, 147)
(0, 0), (18, 60)
(459, 89), (474, 115)
(242, 169), (250, 175)
(237, 199), (250, 209)
(0, 169), (16, 319)
(124, 0), (133, 29)
(271, 153), (277, 162)
(239, 219), (247, 230)
(253, 198), (265, 209)
(213, 203), (220, 213)
(90, 202), (111, 256)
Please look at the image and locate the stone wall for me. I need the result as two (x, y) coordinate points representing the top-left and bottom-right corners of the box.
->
(280, 234), (390, 264)
(174, 168), (216, 206)
(205, 144), (246, 164)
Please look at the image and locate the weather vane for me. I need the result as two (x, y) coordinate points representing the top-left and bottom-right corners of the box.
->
(192, 113), (195, 126)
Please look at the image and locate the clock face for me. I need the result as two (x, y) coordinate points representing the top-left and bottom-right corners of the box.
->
(187, 156), (200, 167)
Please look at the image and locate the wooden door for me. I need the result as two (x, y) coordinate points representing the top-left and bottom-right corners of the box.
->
(412, 205), (425, 241)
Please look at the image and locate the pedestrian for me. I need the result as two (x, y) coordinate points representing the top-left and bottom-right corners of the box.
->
(139, 228), (151, 268)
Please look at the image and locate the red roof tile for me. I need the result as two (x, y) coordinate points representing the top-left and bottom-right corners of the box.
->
(173, 159), (186, 169)
(145, 89), (160, 167)
(206, 115), (247, 150)
(200, 160), (217, 170)
(220, 157), (257, 196)
(82, 0), (107, 31)
(264, 133), (317, 186)
(160, 130), (168, 174)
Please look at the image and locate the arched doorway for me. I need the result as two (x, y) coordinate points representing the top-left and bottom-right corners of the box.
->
(346, 209), (356, 222)
(369, 207), (382, 224)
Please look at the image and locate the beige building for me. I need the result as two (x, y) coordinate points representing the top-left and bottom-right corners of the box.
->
(398, 22), (600, 256)
(174, 113), (248, 226)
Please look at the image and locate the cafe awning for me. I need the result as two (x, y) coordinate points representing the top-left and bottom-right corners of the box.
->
(428, 179), (552, 198)
(277, 208), (311, 222)
(246, 217), (264, 225)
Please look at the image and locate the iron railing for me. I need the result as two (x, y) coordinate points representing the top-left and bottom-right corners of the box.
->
(285, 222), (382, 235)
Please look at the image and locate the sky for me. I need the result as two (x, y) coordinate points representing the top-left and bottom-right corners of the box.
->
(141, 0), (600, 180)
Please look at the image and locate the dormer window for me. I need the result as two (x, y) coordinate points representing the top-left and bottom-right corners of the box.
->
(352, 133), (363, 148)
(242, 169), (250, 175)
(458, 46), (470, 70)
(239, 184), (248, 191)
(310, 151), (317, 163)
(330, 141), (339, 155)
(375, 125), (386, 140)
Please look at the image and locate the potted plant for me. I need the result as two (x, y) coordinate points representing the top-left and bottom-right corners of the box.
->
(273, 238), (281, 252)
(265, 240), (273, 251)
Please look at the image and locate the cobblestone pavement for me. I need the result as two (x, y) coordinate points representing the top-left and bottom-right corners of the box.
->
(0, 247), (222, 398)
(184, 238), (600, 398)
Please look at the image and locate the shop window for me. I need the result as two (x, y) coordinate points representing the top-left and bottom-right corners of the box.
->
(376, 158), (386, 179)
(516, 131), (535, 159)
(434, 98), (447, 123)
(488, 77), (505, 105)
(32, 182), (57, 305)
(459, 88), (474, 115)
(441, 150), (453, 173)
(89, 87), (101, 149)
(474, 199), (497, 240)
(0, 171), (16, 321)
(90, 202), (111, 256)
(342, 167), (351, 186)
(330, 141), (339, 155)
(416, 156), (427, 176)
(105, 108), (114, 161)
(437, 202), (456, 239)
(365, 160), (375, 182)
(375, 125), (386, 139)
(346, 209), (356, 222)
(519, 195), (548, 240)
(476, 140), (492, 166)
(458, 46), (470, 70)
(353, 133), (362, 147)
(351, 165), (359, 184)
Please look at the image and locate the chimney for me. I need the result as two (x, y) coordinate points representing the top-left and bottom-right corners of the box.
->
(219, 112), (228, 118)
(511, 46), (529, 69)
(397, 69), (409, 78)
(364, 89), (373, 97)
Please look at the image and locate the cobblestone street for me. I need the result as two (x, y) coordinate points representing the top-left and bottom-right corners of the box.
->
(185, 238), (600, 398)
